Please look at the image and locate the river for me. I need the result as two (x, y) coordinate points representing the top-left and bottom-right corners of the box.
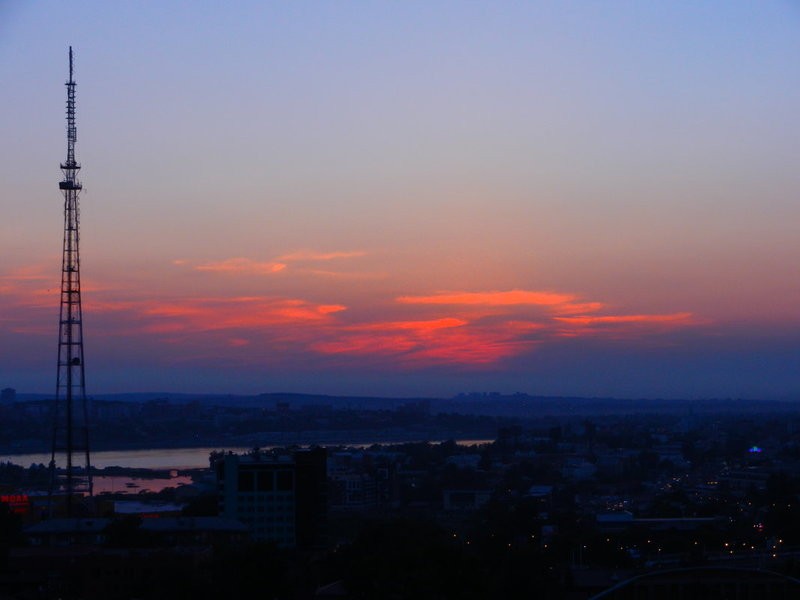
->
(1, 439), (493, 471)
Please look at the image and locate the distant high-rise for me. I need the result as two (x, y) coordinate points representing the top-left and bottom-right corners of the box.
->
(49, 47), (92, 515)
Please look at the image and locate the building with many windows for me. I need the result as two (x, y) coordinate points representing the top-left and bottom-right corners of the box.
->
(215, 447), (326, 548)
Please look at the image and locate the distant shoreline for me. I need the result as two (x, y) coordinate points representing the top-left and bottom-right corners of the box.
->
(0, 429), (496, 458)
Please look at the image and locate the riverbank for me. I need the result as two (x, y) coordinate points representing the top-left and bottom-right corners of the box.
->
(1, 436), (494, 470)
(0, 426), (496, 458)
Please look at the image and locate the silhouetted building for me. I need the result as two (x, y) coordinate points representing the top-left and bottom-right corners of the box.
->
(24, 516), (247, 549)
(26, 518), (111, 547)
(442, 489), (491, 511)
(215, 447), (327, 548)
(591, 567), (800, 599)
(140, 516), (249, 547)
(330, 473), (377, 509)
(7, 545), (206, 599)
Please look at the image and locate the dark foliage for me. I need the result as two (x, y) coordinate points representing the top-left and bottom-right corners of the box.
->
(342, 518), (488, 600)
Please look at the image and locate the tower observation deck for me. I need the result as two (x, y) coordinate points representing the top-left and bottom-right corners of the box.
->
(49, 47), (92, 516)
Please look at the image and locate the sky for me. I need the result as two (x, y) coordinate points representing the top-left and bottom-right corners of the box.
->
(1, 1), (800, 399)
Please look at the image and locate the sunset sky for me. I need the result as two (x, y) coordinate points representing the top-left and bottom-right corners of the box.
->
(2, 2), (800, 399)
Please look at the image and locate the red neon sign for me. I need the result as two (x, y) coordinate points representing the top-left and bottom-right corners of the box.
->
(1, 494), (31, 515)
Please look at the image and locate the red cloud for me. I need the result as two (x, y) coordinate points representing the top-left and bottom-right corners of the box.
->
(140, 297), (346, 333)
(1, 263), (704, 370)
(554, 313), (695, 326)
(397, 289), (607, 316)
(356, 317), (468, 332)
(307, 292), (698, 366)
(398, 289), (579, 306)
(312, 317), (539, 366)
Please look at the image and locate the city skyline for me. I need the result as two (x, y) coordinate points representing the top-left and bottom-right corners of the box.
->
(1, 2), (800, 398)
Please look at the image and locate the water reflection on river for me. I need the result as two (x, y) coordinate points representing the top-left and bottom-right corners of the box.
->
(93, 474), (194, 494)
(2, 439), (493, 471)
(0, 447), (251, 470)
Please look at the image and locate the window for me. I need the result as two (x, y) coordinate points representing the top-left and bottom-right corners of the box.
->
(257, 471), (274, 491)
(277, 470), (294, 491)
(238, 470), (255, 492)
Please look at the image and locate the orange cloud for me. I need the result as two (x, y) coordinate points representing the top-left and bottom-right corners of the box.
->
(306, 289), (702, 366)
(312, 318), (468, 357)
(551, 312), (699, 341)
(551, 301), (606, 315)
(194, 258), (287, 275)
(53, 293), (346, 341)
(397, 289), (606, 316)
(0, 260), (705, 371)
(410, 335), (537, 364)
(86, 282), (699, 367)
(554, 313), (695, 326)
(313, 334), (419, 357)
(0, 265), (52, 282)
(314, 330), (536, 365)
(357, 317), (467, 332)
(0, 266), (55, 305)
(317, 304), (349, 315)
(312, 317), (537, 366)
(398, 289), (578, 306)
(138, 297), (346, 333)
(188, 250), (365, 279)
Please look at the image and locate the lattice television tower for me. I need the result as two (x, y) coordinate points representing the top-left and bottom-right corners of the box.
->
(49, 47), (92, 515)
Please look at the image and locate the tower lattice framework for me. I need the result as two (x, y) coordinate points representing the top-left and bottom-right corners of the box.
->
(49, 47), (92, 515)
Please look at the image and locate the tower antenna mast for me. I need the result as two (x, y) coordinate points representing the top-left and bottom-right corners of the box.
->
(49, 46), (92, 516)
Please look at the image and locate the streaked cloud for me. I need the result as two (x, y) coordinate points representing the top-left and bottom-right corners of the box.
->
(276, 250), (366, 262)
(398, 289), (606, 316)
(356, 317), (468, 331)
(189, 249), (366, 278)
(0, 265), (51, 282)
(398, 290), (579, 306)
(554, 313), (696, 326)
(313, 317), (539, 365)
(1, 261), (703, 372)
(194, 257), (287, 275)
(551, 302), (606, 315)
(308, 290), (699, 366)
(140, 296), (346, 332)
(303, 269), (386, 280)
